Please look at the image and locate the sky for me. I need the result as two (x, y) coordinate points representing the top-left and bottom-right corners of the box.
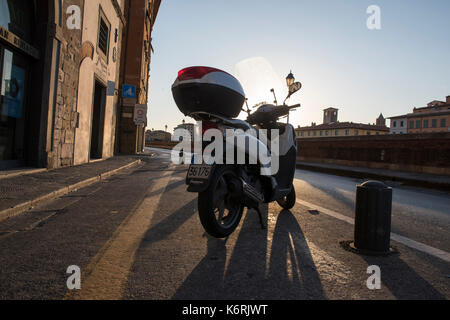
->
(146, 0), (450, 132)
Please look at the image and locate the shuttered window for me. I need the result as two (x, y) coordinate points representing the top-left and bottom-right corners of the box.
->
(97, 8), (110, 62)
(98, 18), (109, 55)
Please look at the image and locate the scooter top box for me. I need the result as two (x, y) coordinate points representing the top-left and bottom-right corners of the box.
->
(172, 66), (245, 118)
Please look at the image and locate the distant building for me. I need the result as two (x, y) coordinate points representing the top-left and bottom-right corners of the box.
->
(145, 130), (171, 143)
(388, 95), (450, 134)
(173, 123), (195, 141)
(323, 107), (338, 124)
(376, 114), (386, 127)
(389, 117), (408, 134)
(296, 109), (389, 139)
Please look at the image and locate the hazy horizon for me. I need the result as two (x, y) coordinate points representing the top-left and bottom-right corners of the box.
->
(146, 0), (450, 133)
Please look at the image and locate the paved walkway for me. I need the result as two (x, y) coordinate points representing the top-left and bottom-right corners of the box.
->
(0, 156), (145, 219)
(296, 161), (450, 190)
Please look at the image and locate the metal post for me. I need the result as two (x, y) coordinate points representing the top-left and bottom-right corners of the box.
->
(354, 180), (393, 254)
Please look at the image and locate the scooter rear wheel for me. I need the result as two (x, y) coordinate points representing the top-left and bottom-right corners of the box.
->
(277, 185), (296, 210)
(198, 166), (244, 238)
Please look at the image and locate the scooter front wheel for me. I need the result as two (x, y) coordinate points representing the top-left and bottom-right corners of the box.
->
(198, 166), (244, 238)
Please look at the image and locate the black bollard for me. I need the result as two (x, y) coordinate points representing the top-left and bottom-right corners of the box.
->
(354, 180), (393, 255)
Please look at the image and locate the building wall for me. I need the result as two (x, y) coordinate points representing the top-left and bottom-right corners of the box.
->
(117, 0), (160, 154)
(74, 0), (123, 165)
(297, 133), (450, 175)
(407, 114), (450, 134)
(389, 118), (408, 134)
(296, 127), (389, 139)
(146, 130), (171, 142)
(46, 0), (84, 168)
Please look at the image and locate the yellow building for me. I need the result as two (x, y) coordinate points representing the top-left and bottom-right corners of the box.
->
(295, 108), (389, 139)
(388, 96), (450, 134)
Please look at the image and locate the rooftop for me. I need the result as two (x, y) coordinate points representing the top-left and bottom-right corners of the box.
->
(388, 106), (450, 119)
(296, 122), (389, 131)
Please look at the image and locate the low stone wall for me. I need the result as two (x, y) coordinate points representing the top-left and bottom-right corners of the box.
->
(146, 141), (178, 150)
(296, 132), (450, 175)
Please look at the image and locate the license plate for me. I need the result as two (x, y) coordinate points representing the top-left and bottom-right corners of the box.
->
(187, 165), (212, 180)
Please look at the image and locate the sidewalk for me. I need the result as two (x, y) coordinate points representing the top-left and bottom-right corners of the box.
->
(296, 161), (450, 191)
(0, 156), (143, 222)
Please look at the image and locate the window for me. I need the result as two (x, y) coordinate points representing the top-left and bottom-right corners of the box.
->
(97, 7), (111, 62)
(424, 120), (429, 128)
(416, 120), (421, 129)
(355, 130), (359, 135)
(313, 131), (317, 136)
(367, 131), (371, 135)
(409, 121), (414, 129)
(320, 131), (323, 136)
(335, 130), (339, 136)
(393, 121), (397, 127)
(432, 119), (437, 128)
(345, 129), (349, 136)
(325, 130), (329, 136)
(400, 121), (404, 127)
(441, 118), (447, 128)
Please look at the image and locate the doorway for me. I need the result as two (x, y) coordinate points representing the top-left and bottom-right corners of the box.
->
(90, 80), (106, 159)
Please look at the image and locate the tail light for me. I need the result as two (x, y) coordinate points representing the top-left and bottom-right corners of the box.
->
(177, 66), (229, 81)
(201, 121), (220, 135)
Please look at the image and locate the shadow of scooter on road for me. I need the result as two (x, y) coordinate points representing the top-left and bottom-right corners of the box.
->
(173, 206), (325, 299)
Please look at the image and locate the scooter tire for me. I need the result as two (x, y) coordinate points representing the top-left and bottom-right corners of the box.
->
(198, 166), (244, 238)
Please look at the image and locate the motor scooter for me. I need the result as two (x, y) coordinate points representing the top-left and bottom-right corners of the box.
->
(172, 66), (301, 238)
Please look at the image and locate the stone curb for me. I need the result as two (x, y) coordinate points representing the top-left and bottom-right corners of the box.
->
(0, 159), (141, 223)
(0, 168), (47, 180)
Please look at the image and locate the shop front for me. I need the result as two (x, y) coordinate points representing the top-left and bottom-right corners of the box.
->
(0, 0), (39, 169)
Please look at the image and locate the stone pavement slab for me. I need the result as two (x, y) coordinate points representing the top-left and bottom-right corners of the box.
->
(0, 156), (142, 220)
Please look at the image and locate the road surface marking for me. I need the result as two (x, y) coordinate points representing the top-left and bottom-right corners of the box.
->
(65, 173), (174, 300)
(296, 199), (450, 263)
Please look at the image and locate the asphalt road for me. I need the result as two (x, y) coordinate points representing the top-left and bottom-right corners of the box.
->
(0, 147), (448, 299)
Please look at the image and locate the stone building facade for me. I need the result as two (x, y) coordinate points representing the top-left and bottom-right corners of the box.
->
(0, 0), (126, 170)
(47, 0), (84, 168)
(73, 0), (125, 165)
(117, 0), (161, 154)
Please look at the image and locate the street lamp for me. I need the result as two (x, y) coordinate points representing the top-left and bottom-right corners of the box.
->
(286, 70), (295, 87)
(285, 71), (295, 123)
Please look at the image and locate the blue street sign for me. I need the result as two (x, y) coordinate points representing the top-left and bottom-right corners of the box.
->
(122, 84), (136, 98)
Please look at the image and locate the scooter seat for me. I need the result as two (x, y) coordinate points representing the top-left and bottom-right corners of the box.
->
(224, 118), (253, 131)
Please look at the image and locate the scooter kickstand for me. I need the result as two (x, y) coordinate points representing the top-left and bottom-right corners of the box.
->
(255, 206), (266, 230)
